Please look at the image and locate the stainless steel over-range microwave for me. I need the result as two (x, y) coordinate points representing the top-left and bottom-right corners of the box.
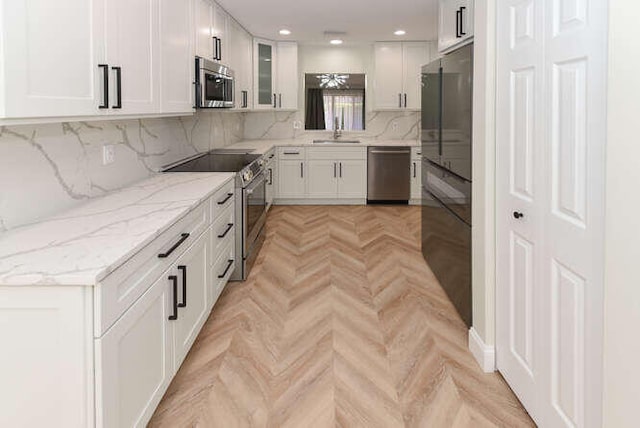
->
(195, 57), (234, 108)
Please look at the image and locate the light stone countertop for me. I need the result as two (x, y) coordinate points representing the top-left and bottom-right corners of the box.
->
(0, 172), (235, 286)
(225, 138), (420, 155)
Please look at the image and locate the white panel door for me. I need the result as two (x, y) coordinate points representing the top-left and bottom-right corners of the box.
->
(541, 0), (607, 426)
(496, 0), (607, 426)
(278, 160), (306, 198)
(95, 276), (172, 428)
(496, 0), (545, 420)
(337, 160), (367, 199)
(194, 0), (213, 60)
(159, 0), (194, 114)
(276, 42), (299, 110)
(172, 232), (210, 371)
(105, 0), (160, 114)
(402, 42), (431, 110)
(0, 0), (106, 118)
(373, 43), (404, 110)
(307, 160), (338, 198)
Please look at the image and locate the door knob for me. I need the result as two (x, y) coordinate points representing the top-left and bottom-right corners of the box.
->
(513, 211), (524, 219)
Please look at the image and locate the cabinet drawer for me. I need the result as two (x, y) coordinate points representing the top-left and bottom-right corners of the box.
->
(209, 241), (235, 308)
(94, 201), (210, 337)
(278, 146), (305, 159)
(306, 147), (366, 160)
(210, 204), (235, 262)
(210, 179), (236, 220)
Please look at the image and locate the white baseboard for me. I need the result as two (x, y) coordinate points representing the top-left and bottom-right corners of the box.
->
(468, 327), (496, 373)
(274, 198), (366, 205)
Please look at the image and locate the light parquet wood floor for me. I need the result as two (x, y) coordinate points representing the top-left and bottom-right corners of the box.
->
(149, 205), (534, 428)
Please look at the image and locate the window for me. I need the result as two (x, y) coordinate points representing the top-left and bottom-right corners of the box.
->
(323, 90), (365, 131)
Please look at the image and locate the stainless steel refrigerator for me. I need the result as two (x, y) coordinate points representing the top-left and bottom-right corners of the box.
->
(421, 43), (473, 327)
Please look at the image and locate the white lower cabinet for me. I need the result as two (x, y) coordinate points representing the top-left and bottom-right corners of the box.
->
(266, 154), (278, 209)
(411, 147), (422, 202)
(278, 160), (306, 198)
(307, 160), (338, 198)
(95, 273), (173, 428)
(337, 160), (367, 199)
(171, 232), (210, 370)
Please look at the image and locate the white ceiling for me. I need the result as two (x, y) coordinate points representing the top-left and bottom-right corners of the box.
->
(216, 0), (438, 44)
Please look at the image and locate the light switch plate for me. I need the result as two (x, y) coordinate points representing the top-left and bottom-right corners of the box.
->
(102, 145), (115, 165)
(293, 120), (302, 130)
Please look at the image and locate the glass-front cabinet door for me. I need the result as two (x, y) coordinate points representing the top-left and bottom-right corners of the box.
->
(253, 39), (276, 109)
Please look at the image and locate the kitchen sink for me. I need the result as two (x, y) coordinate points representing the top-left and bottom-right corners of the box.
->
(312, 140), (361, 144)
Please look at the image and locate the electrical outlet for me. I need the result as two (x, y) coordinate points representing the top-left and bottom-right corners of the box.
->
(102, 145), (115, 165)
(391, 121), (399, 131)
(293, 120), (302, 130)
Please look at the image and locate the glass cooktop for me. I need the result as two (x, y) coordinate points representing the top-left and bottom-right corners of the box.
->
(165, 152), (261, 173)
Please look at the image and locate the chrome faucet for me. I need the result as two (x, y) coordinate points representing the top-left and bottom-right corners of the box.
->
(333, 116), (342, 140)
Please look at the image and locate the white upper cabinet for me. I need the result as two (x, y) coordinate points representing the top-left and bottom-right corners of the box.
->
(160, 0), (194, 114)
(276, 42), (299, 110)
(254, 39), (298, 110)
(227, 18), (253, 109)
(194, 0), (214, 60)
(105, 0), (161, 115)
(438, 0), (474, 53)
(373, 42), (431, 111)
(212, 4), (229, 63)
(0, 0), (106, 119)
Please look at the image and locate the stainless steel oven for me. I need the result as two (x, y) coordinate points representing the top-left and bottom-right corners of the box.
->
(195, 57), (234, 108)
(242, 171), (267, 276)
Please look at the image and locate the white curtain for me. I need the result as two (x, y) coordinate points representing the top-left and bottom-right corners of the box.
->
(323, 90), (364, 131)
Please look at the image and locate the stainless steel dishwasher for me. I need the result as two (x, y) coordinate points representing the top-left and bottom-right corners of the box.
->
(367, 146), (411, 203)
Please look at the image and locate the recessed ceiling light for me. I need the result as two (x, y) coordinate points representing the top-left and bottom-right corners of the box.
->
(394, 30), (406, 36)
(279, 29), (291, 36)
(330, 39), (343, 45)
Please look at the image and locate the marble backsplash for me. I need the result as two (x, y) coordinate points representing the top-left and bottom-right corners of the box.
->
(0, 111), (244, 232)
(243, 110), (421, 142)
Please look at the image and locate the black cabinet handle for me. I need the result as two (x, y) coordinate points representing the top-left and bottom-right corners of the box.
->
(217, 38), (222, 60)
(404, 93), (408, 108)
(112, 66), (122, 109)
(177, 265), (187, 308)
(268, 168), (273, 185)
(273, 93), (277, 108)
(460, 7), (467, 36)
(218, 223), (234, 238)
(283, 151), (300, 155)
(513, 211), (524, 219)
(218, 259), (234, 278)
(242, 90), (248, 108)
(217, 193), (233, 205)
(334, 162), (337, 178)
(339, 162), (342, 178)
(300, 162), (304, 178)
(398, 93), (402, 108)
(456, 9), (462, 38)
(158, 233), (190, 258)
(168, 275), (178, 320)
(98, 64), (109, 109)
(279, 94), (282, 108)
(212, 37), (218, 60)
(413, 162), (417, 178)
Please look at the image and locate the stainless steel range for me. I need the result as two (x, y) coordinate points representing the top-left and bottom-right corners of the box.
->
(163, 149), (267, 281)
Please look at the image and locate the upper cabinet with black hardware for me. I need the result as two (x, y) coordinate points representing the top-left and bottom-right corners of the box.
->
(373, 42), (432, 111)
(438, 0), (474, 53)
(253, 39), (298, 110)
(0, 0), (195, 120)
(194, 0), (228, 63)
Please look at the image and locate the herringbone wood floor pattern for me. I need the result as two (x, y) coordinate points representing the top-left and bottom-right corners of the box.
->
(149, 206), (534, 428)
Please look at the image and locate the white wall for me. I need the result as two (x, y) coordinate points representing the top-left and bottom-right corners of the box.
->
(470, 0), (497, 348)
(602, 2), (640, 426)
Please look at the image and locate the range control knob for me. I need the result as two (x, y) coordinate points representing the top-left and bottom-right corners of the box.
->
(242, 171), (253, 182)
(258, 159), (265, 167)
